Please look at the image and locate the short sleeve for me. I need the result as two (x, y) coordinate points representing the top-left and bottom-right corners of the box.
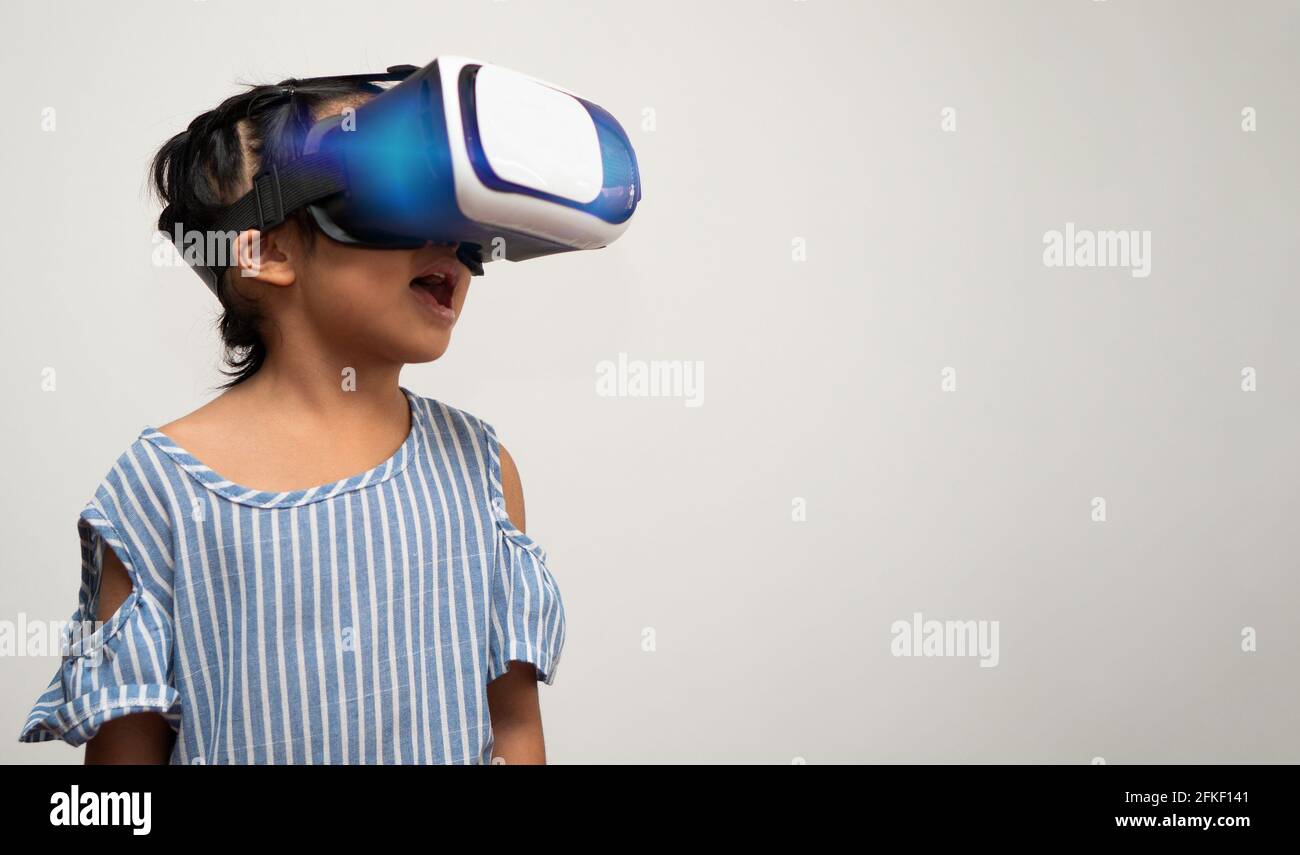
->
(482, 423), (567, 686)
(18, 501), (181, 747)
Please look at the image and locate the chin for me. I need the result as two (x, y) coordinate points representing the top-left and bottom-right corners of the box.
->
(402, 333), (452, 364)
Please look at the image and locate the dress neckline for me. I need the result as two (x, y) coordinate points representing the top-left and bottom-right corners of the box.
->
(138, 386), (422, 509)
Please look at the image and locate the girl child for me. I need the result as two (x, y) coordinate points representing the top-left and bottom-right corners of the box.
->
(18, 74), (565, 764)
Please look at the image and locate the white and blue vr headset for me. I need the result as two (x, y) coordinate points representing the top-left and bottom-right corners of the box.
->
(195, 56), (642, 294)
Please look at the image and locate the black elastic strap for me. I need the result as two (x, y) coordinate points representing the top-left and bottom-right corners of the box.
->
(212, 152), (346, 235)
(302, 64), (419, 85)
(241, 66), (418, 120)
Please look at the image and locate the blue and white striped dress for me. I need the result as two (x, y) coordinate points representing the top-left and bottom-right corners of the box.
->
(19, 388), (566, 764)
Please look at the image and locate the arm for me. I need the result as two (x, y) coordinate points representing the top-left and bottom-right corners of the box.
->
(486, 444), (549, 764)
(82, 547), (175, 765)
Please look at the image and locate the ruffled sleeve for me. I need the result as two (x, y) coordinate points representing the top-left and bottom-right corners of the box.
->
(482, 424), (567, 686)
(18, 502), (181, 746)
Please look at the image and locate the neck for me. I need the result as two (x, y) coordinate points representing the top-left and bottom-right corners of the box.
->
(228, 329), (408, 428)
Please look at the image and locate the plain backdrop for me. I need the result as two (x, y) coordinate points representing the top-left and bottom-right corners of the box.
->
(2, 0), (1298, 763)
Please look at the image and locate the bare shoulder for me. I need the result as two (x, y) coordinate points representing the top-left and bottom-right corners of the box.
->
(150, 389), (270, 486)
(155, 390), (245, 450)
(497, 443), (527, 534)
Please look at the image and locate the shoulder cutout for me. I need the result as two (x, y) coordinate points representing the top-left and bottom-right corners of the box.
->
(95, 545), (134, 625)
(498, 444), (527, 534)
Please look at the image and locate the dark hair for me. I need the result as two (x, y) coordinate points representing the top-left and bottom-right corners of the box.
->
(150, 77), (381, 388)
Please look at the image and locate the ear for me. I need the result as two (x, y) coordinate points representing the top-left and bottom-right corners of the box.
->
(231, 228), (296, 287)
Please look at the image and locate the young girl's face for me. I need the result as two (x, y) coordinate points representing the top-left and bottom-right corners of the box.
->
(288, 233), (472, 365)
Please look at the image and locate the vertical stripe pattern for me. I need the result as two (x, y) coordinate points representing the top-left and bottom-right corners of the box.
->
(18, 388), (566, 764)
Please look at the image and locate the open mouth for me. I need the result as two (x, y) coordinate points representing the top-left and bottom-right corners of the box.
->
(416, 271), (462, 314)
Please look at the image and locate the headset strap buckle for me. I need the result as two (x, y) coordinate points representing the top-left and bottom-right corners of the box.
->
(250, 165), (285, 233)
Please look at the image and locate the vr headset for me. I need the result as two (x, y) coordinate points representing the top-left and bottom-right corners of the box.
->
(188, 56), (642, 295)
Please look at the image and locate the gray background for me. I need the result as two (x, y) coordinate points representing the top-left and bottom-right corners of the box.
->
(2, 0), (1296, 763)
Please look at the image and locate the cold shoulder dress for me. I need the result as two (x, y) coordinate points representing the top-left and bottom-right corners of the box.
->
(18, 388), (566, 764)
